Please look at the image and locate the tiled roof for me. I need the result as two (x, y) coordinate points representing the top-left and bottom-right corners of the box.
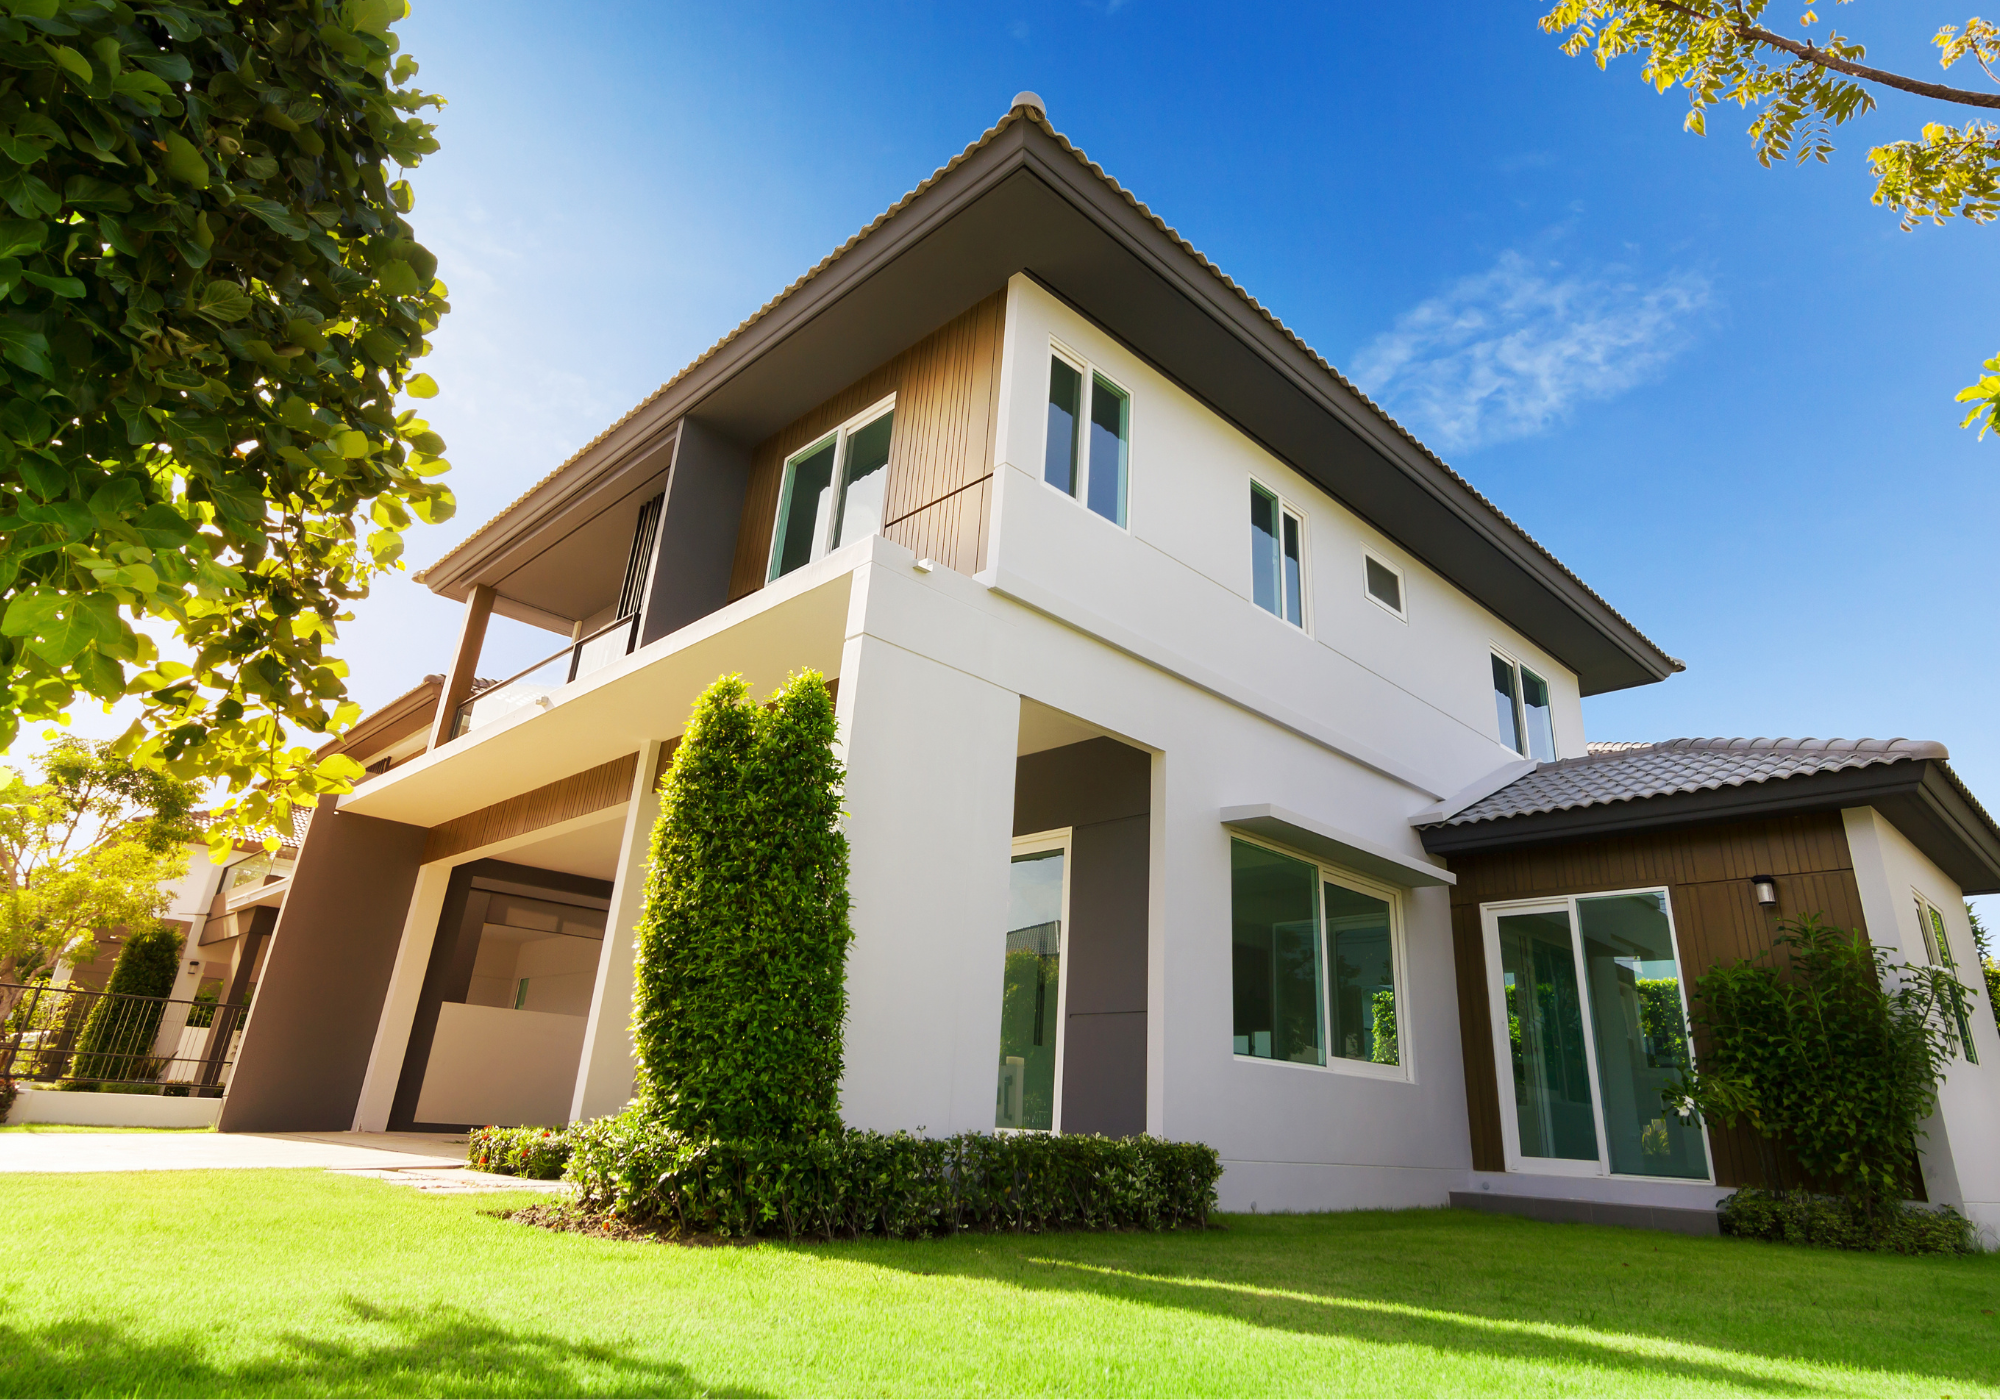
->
(1431, 737), (1951, 829)
(408, 106), (1674, 670)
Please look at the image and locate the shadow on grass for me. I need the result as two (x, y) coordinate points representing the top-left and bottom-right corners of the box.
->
(824, 1209), (2000, 1397)
(0, 1295), (763, 1399)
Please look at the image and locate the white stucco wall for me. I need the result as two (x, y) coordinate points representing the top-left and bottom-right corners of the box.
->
(1843, 806), (2000, 1244)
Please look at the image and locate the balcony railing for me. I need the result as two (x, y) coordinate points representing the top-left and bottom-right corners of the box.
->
(453, 612), (640, 739)
(1, 981), (249, 1096)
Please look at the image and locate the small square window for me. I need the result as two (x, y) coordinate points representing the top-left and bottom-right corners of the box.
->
(1364, 555), (1404, 617)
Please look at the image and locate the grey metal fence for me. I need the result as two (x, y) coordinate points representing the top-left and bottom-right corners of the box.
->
(0, 981), (247, 1096)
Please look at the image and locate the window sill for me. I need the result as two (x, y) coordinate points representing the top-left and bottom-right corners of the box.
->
(1231, 1050), (1413, 1085)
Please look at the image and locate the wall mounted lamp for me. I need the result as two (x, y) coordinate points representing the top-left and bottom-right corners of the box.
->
(1750, 875), (1778, 909)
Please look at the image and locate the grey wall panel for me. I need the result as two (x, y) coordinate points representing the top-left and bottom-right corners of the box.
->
(1011, 737), (1151, 1136)
(639, 418), (752, 646)
(217, 800), (427, 1133)
(1059, 1012), (1147, 1137)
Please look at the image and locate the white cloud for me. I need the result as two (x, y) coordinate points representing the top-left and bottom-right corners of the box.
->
(1350, 251), (1711, 453)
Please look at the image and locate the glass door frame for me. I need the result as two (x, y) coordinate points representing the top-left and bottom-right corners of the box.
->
(1478, 887), (1715, 1184)
(1004, 828), (1073, 1134)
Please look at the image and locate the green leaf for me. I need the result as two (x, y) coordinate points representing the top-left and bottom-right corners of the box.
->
(159, 129), (208, 188)
(0, 392), (52, 443)
(1, 589), (60, 638)
(0, 217), (45, 256)
(194, 280), (250, 323)
(404, 372), (437, 398)
(22, 269), (82, 297)
(230, 195), (307, 240)
(44, 43), (92, 84)
(0, 319), (50, 376)
(334, 430), (370, 459)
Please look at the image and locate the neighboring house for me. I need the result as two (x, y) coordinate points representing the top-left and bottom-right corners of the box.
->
(215, 98), (2000, 1239)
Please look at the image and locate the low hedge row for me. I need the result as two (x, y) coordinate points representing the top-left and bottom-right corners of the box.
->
(466, 1124), (571, 1181)
(565, 1109), (1223, 1240)
(1719, 1188), (1975, 1255)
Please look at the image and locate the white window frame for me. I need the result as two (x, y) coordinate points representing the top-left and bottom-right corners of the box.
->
(1228, 831), (1415, 1084)
(1362, 550), (1407, 621)
(1913, 890), (1981, 1064)
(1490, 647), (1558, 762)
(1001, 828), (1074, 1134)
(767, 393), (897, 582)
(1043, 341), (1131, 530)
(1248, 476), (1311, 633)
(1477, 887), (1715, 1185)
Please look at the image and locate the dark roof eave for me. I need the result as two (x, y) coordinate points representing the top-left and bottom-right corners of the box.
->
(1419, 758), (2000, 894)
(416, 111), (1676, 694)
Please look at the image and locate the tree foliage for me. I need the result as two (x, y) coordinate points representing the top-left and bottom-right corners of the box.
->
(1539, 0), (2000, 436)
(1667, 914), (1972, 1211)
(0, 733), (195, 1023)
(0, 0), (451, 841)
(631, 671), (851, 1143)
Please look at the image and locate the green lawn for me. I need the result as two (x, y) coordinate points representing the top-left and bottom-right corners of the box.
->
(2, 1170), (1995, 1398)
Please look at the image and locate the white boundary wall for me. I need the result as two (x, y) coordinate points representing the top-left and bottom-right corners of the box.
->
(7, 1089), (222, 1129)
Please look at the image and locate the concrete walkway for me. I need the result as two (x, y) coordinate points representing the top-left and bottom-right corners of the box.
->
(0, 1130), (569, 1193)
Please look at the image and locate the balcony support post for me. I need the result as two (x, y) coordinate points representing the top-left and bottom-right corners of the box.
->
(428, 583), (495, 751)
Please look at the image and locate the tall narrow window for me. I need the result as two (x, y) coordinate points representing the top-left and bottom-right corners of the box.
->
(1250, 482), (1305, 628)
(769, 402), (896, 582)
(1492, 654), (1523, 754)
(1326, 881), (1397, 1065)
(1230, 840), (1323, 1064)
(1087, 374), (1128, 525)
(1043, 351), (1130, 527)
(1917, 896), (1980, 1063)
(1492, 652), (1557, 761)
(1044, 357), (1082, 498)
(1520, 667), (1556, 763)
(997, 839), (1068, 1131)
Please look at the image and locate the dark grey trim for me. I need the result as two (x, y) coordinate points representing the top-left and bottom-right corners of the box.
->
(418, 119), (1673, 695)
(638, 419), (751, 646)
(1449, 1191), (1720, 1237)
(1419, 758), (2000, 894)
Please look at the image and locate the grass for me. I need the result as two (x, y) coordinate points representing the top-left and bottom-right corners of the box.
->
(1, 1169), (1996, 1398)
(0, 1123), (213, 1133)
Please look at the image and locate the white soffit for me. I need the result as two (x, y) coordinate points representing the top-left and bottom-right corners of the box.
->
(1221, 804), (1456, 888)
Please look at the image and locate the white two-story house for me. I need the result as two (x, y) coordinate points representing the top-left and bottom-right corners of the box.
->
(220, 98), (2000, 1238)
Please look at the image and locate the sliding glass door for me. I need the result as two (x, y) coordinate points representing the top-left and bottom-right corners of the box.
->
(1482, 889), (1710, 1181)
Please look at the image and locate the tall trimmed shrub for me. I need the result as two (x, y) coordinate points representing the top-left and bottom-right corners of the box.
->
(632, 671), (850, 1142)
(70, 923), (185, 1083)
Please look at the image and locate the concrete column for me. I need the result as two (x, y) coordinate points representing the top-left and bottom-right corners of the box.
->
(569, 739), (665, 1123)
(836, 586), (1019, 1135)
(351, 860), (458, 1132)
(428, 583), (494, 751)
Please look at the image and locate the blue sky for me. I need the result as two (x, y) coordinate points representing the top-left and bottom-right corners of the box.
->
(65, 4), (2000, 908)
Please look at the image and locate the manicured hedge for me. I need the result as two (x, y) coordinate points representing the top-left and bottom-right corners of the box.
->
(632, 671), (850, 1142)
(1719, 1188), (1975, 1255)
(567, 1109), (1222, 1240)
(70, 924), (184, 1084)
(467, 1125), (571, 1181)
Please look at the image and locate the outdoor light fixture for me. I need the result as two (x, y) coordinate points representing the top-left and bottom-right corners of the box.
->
(1751, 875), (1778, 909)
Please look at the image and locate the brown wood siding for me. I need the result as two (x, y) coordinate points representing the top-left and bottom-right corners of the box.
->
(1443, 810), (1867, 1186)
(727, 290), (1006, 598)
(422, 754), (638, 864)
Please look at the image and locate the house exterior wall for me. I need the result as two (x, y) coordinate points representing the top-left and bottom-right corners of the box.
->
(1842, 806), (2000, 1244)
(727, 289), (1006, 599)
(989, 276), (1585, 789)
(1440, 809), (1867, 1191)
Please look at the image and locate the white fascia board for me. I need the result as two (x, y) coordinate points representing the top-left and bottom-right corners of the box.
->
(1406, 757), (1541, 828)
(1221, 804), (1456, 888)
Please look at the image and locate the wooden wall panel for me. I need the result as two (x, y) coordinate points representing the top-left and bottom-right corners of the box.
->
(1442, 810), (1867, 1187)
(727, 290), (1006, 599)
(423, 754), (637, 864)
